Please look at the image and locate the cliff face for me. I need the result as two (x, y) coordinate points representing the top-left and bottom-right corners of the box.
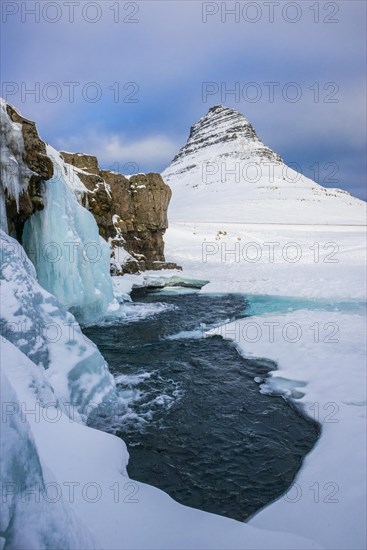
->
(1, 100), (176, 275)
(102, 170), (172, 269)
(2, 103), (53, 239)
(60, 152), (177, 273)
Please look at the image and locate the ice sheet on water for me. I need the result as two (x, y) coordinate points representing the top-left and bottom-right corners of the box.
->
(149, 286), (202, 296)
(167, 317), (231, 340)
(167, 328), (207, 340)
(167, 317), (233, 341)
(142, 274), (209, 290)
(245, 294), (366, 317)
(259, 376), (307, 400)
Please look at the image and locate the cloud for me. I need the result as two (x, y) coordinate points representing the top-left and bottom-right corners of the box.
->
(55, 132), (180, 172)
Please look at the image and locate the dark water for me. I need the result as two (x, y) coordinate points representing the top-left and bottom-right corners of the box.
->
(85, 291), (319, 521)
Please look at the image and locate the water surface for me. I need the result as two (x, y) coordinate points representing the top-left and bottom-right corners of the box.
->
(85, 291), (319, 521)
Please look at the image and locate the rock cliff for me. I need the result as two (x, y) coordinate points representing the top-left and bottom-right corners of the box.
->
(1, 102), (53, 239)
(60, 152), (178, 273)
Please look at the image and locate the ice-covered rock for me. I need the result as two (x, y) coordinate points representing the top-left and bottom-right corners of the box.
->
(0, 98), (53, 236)
(1, 99), (116, 322)
(0, 99), (34, 233)
(61, 150), (177, 272)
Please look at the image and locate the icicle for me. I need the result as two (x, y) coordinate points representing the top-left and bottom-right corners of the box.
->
(0, 99), (34, 221)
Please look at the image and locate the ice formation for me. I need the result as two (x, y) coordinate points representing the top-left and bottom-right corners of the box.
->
(0, 352), (97, 550)
(22, 147), (117, 323)
(0, 229), (116, 420)
(0, 98), (34, 232)
(1, 100), (116, 323)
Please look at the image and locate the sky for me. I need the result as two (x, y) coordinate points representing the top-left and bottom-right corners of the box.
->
(1, 0), (366, 199)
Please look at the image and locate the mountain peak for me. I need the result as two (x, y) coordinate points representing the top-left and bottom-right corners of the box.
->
(162, 106), (365, 225)
(207, 104), (242, 116)
(193, 104), (253, 137)
(168, 105), (282, 168)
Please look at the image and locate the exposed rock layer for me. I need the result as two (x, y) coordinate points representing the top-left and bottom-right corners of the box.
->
(60, 152), (178, 272)
(5, 104), (53, 239)
(169, 104), (282, 170)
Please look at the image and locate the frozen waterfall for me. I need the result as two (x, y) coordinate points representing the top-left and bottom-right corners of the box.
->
(22, 148), (117, 323)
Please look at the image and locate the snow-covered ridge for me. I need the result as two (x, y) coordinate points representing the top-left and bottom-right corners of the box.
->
(162, 105), (366, 225)
(169, 104), (282, 167)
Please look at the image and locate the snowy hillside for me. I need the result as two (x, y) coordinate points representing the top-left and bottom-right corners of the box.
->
(162, 105), (366, 225)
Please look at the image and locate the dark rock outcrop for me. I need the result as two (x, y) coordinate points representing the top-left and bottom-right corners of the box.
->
(60, 152), (179, 273)
(4, 104), (53, 239)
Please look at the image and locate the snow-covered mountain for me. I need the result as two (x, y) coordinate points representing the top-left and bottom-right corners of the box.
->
(162, 105), (366, 225)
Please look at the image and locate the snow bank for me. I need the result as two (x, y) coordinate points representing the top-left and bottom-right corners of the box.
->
(0, 363), (97, 549)
(0, 230), (116, 420)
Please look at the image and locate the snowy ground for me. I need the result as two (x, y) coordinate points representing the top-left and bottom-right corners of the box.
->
(164, 222), (366, 299)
